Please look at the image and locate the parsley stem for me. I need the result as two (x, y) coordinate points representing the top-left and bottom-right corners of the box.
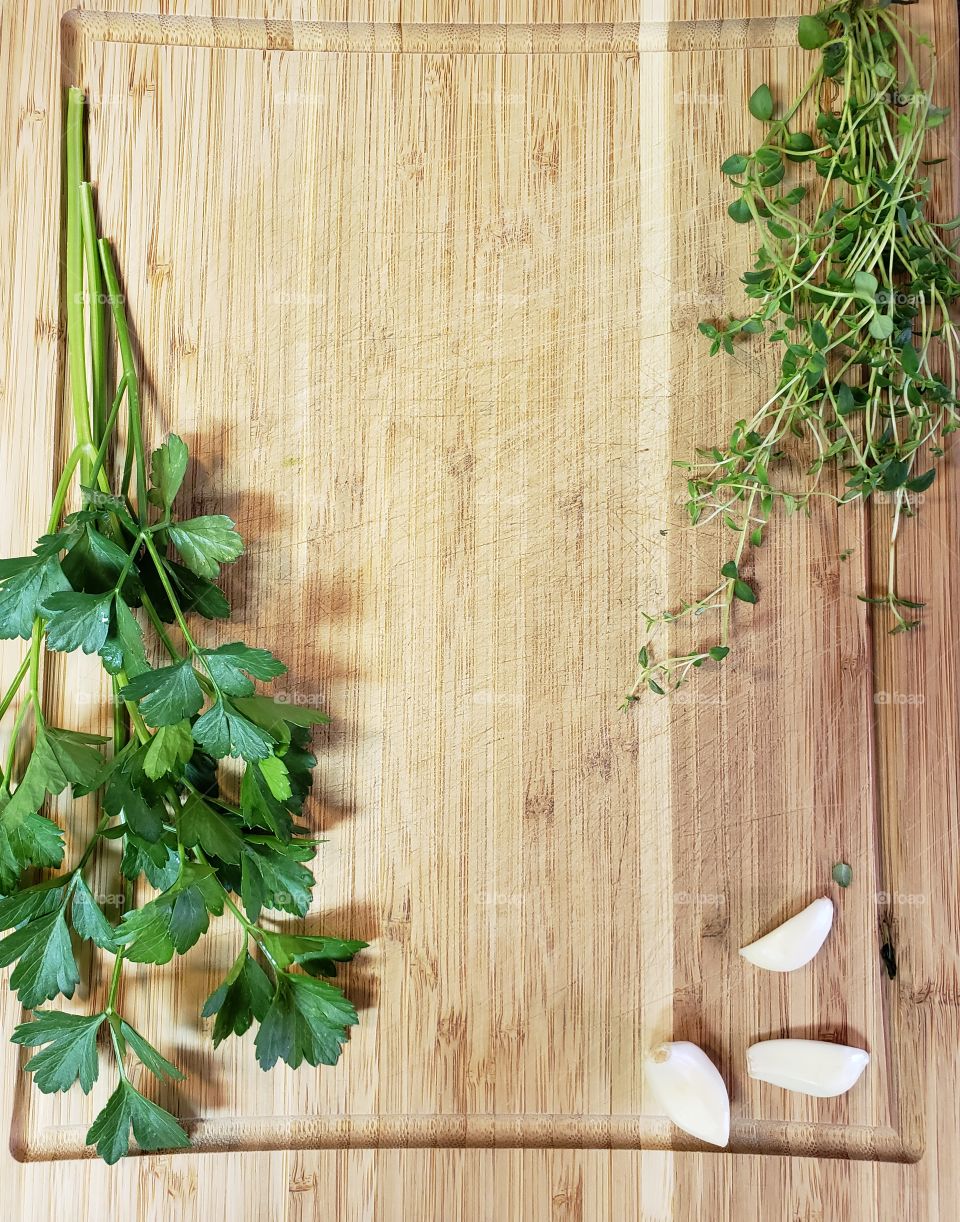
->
(113, 672), (151, 744)
(46, 444), (90, 532)
(65, 88), (94, 485)
(0, 654), (30, 724)
(0, 650), (37, 789)
(27, 620), (42, 707)
(78, 182), (108, 445)
(2, 695), (34, 790)
(105, 947), (126, 1015)
(74, 813), (113, 874)
(138, 592), (184, 662)
(97, 239), (147, 518)
(140, 533), (198, 652)
(87, 375), (128, 490)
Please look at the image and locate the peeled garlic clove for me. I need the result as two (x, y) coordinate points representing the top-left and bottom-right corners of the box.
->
(645, 1041), (730, 1147)
(747, 1038), (870, 1098)
(739, 897), (834, 972)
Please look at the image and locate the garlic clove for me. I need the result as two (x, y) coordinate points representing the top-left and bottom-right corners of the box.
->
(747, 1038), (870, 1098)
(645, 1041), (730, 1147)
(739, 897), (834, 972)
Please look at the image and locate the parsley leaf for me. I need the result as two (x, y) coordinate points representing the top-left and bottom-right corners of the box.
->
(202, 952), (273, 1046)
(61, 527), (139, 598)
(239, 841), (315, 922)
(254, 972), (358, 1070)
(198, 642), (286, 697)
(44, 727), (109, 793)
(80, 486), (137, 530)
(86, 1080), (189, 1164)
(4, 727), (69, 811)
(0, 877), (71, 929)
(120, 834), (180, 892)
(118, 1020), (185, 1081)
(143, 720), (194, 780)
(232, 694), (330, 734)
(240, 761), (294, 840)
(5, 724), (106, 820)
(101, 598), (149, 679)
(260, 931), (367, 976)
(192, 698), (274, 762)
(41, 590), (114, 654)
(178, 792), (244, 863)
(120, 661), (204, 726)
(0, 805), (65, 892)
(0, 725), (83, 888)
(282, 725), (319, 812)
(70, 876), (118, 950)
(149, 434), (189, 513)
(167, 515), (243, 580)
(11, 1008), (106, 1094)
(115, 864), (224, 963)
(0, 554), (70, 640)
(104, 770), (166, 843)
(164, 560), (231, 620)
(0, 909), (79, 1008)
(257, 754), (291, 801)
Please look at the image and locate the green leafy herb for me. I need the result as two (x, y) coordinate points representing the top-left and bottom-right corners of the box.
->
(119, 1020), (186, 1081)
(0, 909), (80, 1009)
(86, 1079), (190, 1165)
(832, 861), (853, 888)
(254, 972), (360, 1070)
(748, 83), (774, 122)
(166, 516), (244, 580)
(626, 1), (960, 703)
(0, 88), (366, 1163)
(120, 661), (204, 727)
(797, 14), (830, 50)
(202, 951), (273, 1046)
(12, 1009), (106, 1094)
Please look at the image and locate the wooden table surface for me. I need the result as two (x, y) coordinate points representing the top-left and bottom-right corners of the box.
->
(2, 0), (958, 1217)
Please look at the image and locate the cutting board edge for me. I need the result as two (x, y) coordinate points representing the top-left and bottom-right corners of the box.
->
(10, 1111), (918, 1163)
(60, 8), (803, 55)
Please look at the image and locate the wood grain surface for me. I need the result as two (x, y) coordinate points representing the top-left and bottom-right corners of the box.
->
(1, 0), (958, 1217)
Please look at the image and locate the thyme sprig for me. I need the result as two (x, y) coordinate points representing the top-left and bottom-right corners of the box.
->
(626, 0), (959, 703)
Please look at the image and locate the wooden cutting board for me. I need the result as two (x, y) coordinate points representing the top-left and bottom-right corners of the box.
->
(8, 7), (942, 1160)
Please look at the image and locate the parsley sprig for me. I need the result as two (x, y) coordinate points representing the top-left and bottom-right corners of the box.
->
(625, 0), (960, 701)
(0, 88), (367, 1163)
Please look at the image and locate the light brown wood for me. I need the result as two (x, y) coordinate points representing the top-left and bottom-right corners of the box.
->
(1, 0), (959, 1216)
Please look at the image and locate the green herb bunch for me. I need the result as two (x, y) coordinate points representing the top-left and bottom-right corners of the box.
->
(0, 89), (366, 1163)
(626, 0), (959, 701)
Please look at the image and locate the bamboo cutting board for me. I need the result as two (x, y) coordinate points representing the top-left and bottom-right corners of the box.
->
(7, 8), (938, 1160)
